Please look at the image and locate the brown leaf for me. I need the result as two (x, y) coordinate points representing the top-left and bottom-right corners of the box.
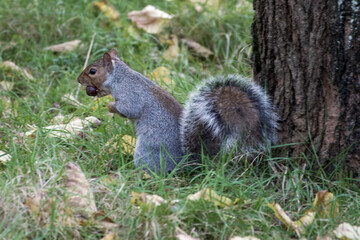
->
(64, 162), (97, 216)
(128, 5), (173, 34)
(182, 38), (213, 58)
(0, 41), (16, 51)
(43, 40), (83, 53)
(0, 61), (34, 80)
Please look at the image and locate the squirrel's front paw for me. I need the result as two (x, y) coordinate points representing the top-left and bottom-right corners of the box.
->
(108, 102), (118, 113)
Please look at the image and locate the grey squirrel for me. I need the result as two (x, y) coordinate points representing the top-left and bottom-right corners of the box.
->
(78, 49), (279, 173)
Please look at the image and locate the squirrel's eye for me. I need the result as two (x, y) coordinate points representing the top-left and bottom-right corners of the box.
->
(89, 68), (97, 75)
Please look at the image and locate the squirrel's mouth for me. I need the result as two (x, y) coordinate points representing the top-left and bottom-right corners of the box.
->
(86, 86), (98, 96)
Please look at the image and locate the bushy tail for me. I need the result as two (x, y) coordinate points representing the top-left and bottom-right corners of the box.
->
(180, 75), (279, 157)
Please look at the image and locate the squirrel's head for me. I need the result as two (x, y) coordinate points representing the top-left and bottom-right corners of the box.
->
(77, 48), (119, 97)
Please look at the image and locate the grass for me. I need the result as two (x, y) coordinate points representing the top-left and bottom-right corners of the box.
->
(0, 0), (359, 239)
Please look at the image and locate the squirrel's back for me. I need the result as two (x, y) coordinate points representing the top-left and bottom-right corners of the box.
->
(180, 75), (279, 158)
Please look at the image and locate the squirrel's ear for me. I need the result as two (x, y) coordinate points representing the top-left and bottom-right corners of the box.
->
(109, 48), (119, 59)
(103, 53), (114, 73)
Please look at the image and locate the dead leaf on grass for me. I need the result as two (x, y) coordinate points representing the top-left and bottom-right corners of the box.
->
(0, 41), (16, 51)
(229, 236), (261, 240)
(25, 116), (101, 139)
(333, 222), (360, 240)
(182, 38), (213, 58)
(190, 0), (221, 12)
(43, 40), (83, 53)
(121, 135), (136, 155)
(128, 5), (173, 34)
(163, 34), (180, 62)
(147, 66), (175, 88)
(187, 188), (238, 207)
(131, 192), (165, 207)
(93, 1), (121, 27)
(0, 81), (15, 91)
(64, 162), (97, 216)
(0, 150), (11, 164)
(175, 227), (199, 240)
(313, 190), (338, 218)
(0, 61), (34, 80)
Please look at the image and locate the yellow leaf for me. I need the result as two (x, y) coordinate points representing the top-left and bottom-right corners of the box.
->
(131, 192), (165, 207)
(0, 150), (11, 164)
(64, 162), (97, 216)
(121, 135), (136, 155)
(0, 61), (34, 80)
(128, 5), (173, 34)
(313, 190), (338, 218)
(163, 34), (180, 62)
(333, 222), (360, 240)
(182, 38), (213, 58)
(93, 1), (121, 27)
(92, 95), (114, 111)
(147, 66), (175, 88)
(43, 40), (83, 53)
(187, 188), (236, 207)
(293, 210), (315, 228)
(101, 232), (116, 240)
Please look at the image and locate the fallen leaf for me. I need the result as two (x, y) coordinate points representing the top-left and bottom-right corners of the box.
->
(43, 40), (83, 53)
(187, 188), (237, 207)
(147, 66), (175, 88)
(93, 1), (121, 27)
(333, 222), (360, 240)
(0, 41), (16, 51)
(0, 61), (34, 80)
(267, 203), (301, 236)
(313, 190), (338, 218)
(0, 81), (15, 91)
(229, 237), (261, 240)
(64, 162), (97, 216)
(128, 5), (173, 34)
(121, 135), (136, 155)
(131, 192), (165, 207)
(175, 227), (199, 240)
(190, 0), (220, 12)
(50, 113), (66, 124)
(163, 34), (180, 62)
(25, 116), (101, 139)
(181, 38), (213, 58)
(92, 95), (114, 111)
(0, 150), (11, 164)
(101, 231), (116, 240)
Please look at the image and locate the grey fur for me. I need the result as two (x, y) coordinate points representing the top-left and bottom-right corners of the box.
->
(103, 60), (184, 173)
(102, 60), (279, 172)
(180, 75), (279, 156)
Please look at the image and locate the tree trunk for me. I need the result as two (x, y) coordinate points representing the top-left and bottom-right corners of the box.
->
(252, 0), (360, 176)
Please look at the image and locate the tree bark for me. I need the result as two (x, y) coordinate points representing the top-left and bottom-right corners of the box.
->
(252, 0), (360, 176)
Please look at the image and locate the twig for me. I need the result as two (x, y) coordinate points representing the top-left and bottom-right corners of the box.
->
(75, 33), (96, 98)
